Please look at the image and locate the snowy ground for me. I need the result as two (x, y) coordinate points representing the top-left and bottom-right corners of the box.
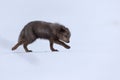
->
(0, 0), (120, 80)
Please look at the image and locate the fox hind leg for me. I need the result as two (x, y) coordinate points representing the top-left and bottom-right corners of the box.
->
(23, 42), (32, 52)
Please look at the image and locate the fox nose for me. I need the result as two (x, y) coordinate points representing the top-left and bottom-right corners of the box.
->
(67, 41), (70, 43)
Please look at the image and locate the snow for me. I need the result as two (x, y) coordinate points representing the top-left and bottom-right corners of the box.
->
(0, 0), (120, 80)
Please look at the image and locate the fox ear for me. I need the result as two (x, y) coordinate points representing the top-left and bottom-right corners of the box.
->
(59, 27), (66, 33)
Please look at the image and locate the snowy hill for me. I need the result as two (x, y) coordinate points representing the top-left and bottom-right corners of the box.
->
(0, 0), (120, 80)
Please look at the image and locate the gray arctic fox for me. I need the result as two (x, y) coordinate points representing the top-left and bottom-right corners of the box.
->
(12, 21), (71, 52)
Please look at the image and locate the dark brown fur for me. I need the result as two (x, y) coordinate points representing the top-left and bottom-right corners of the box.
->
(12, 21), (71, 52)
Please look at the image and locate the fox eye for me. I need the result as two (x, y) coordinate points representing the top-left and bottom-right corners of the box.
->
(65, 35), (68, 38)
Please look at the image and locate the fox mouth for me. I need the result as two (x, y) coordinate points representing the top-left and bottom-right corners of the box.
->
(59, 40), (69, 43)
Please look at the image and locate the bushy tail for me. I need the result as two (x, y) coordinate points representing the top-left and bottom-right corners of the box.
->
(11, 28), (25, 51)
(11, 40), (24, 51)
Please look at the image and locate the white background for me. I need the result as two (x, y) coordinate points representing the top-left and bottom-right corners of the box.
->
(0, 0), (120, 80)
